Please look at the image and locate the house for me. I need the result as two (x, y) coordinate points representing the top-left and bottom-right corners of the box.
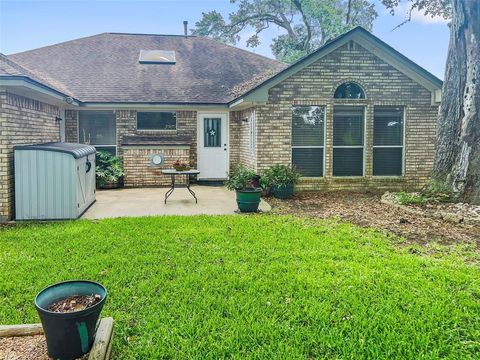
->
(0, 26), (442, 221)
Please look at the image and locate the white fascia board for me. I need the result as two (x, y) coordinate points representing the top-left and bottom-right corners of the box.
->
(0, 77), (79, 106)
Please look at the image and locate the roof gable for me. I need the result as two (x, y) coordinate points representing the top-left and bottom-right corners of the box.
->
(231, 27), (443, 106)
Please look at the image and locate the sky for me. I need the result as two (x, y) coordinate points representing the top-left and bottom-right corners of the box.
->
(0, 0), (449, 79)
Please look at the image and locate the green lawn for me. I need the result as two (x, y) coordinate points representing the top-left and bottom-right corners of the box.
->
(0, 216), (479, 359)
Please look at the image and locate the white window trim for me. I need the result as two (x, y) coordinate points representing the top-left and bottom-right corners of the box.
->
(332, 106), (366, 177)
(136, 111), (177, 131)
(291, 105), (326, 178)
(372, 106), (406, 177)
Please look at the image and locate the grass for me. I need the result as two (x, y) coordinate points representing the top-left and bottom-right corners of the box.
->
(0, 215), (479, 359)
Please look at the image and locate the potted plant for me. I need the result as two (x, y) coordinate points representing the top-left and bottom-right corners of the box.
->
(173, 159), (190, 171)
(225, 165), (262, 212)
(96, 151), (125, 189)
(35, 280), (107, 359)
(262, 164), (301, 199)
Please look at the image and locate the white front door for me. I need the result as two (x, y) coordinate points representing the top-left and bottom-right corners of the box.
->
(197, 113), (228, 180)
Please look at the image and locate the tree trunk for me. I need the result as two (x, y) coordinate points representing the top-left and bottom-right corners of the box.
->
(434, 0), (480, 204)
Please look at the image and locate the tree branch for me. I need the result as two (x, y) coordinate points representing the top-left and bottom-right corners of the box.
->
(292, 0), (312, 48)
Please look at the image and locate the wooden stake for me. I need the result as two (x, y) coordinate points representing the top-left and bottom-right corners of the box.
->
(0, 323), (44, 337)
(88, 317), (114, 360)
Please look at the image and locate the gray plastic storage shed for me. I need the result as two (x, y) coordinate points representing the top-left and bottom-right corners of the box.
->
(14, 142), (97, 220)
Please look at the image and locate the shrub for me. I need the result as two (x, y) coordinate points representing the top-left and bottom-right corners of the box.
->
(396, 192), (427, 205)
(422, 180), (452, 203)
(225, 165), (258, 191)
(95, 151), (125, 187)
(396, 181), (452, 205)
(261, 164), (301, 188)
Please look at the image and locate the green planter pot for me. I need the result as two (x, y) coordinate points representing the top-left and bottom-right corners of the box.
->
(236, 189), (262, 212)
(35, 280), (107, 360)
(272, 184), (295, 199)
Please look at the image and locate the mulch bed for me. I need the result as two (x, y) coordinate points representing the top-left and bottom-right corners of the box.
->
(269, 191), (480, 246)
(0, 335), (88, 360)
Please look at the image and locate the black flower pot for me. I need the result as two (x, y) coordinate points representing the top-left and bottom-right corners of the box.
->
(35, 280), (107, 360)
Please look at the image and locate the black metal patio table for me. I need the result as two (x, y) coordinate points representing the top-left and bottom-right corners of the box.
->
(161, 169), (200, 204)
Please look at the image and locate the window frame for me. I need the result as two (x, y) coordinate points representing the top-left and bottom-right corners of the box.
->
(332, 106), (366, 177)
(372, 106), (406, 177)
(291, 105), (326, 178)
(77, 110), (117, 155)
(136, 111), (177, 131)
(333, 82), (366, 100)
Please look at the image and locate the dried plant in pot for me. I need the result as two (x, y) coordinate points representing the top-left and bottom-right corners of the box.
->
(35, 280), (107, 360)
(225, 165), (262, 212)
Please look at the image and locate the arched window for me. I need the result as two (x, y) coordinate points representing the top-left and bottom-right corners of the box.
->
(334, 82), (365, 99)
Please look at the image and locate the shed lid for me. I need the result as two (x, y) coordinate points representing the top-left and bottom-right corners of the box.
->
(14, 142), (97, 159)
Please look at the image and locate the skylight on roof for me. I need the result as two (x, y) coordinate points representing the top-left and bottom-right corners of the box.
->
(139, 50), (176, 64)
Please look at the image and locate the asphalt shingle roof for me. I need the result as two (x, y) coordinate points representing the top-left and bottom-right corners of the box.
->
(0, 53), (73, 96)
(8, 33), (286, 104)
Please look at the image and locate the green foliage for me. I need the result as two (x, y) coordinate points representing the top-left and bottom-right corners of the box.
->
(0, 216), (479, 358)
(422, 180), (453, 202)
(192, 0), (377, 63)
(396, 191), (427, 205)
(381, 0), (452, 26)
(95, 151), (125, 187)
(261, 164), (301, 188)
(225, 164), (258, 191)
(396, 181), (452, 205)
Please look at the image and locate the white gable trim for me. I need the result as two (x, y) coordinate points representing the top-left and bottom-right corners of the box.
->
(230, 27), (442, 107)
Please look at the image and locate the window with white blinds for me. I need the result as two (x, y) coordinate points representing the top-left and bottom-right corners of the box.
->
(291, 106), (325, 177)
(373, 106), (404, 176)
(333, 106), (364, 176)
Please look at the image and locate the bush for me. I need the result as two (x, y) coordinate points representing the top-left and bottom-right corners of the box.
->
(396, 181), (452, 205)
(261, 164), (301, 189)
(396, 192), (427, 205)
(96, 151), (125, 187)
(225, 165), (258, 191)
(422, 180), (452, 203)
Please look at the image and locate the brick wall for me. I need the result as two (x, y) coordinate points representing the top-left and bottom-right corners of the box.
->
(0, 91), (61, 221)
(253, 41), (439, 191)
(229, 108), (256, 171)
(123, 146), (190, 186)
(65, 110), (78, 142)
(64, 109), (197, 187)
(115, 110), (197, 163)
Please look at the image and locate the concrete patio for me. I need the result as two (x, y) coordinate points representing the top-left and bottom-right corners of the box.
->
(82, 186), (271, 219)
